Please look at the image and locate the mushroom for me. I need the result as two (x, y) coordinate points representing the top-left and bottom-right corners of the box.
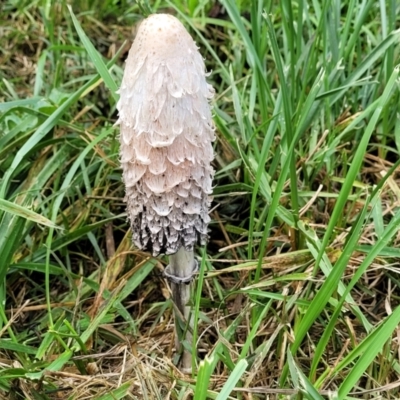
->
(117, 13), (215, 372)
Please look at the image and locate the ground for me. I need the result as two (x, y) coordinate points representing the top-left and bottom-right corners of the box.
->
(1, 0), (400, 399)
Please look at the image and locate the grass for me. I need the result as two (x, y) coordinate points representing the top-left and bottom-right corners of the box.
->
(1, 0), (400, 398)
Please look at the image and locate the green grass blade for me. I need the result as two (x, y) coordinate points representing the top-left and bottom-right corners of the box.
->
(0, 198), (61, 229)
(0, 340), (37, 355)
(215, 359), (248, 400)
(95, 382), (132, 400)
(287, 351), (324, 400)
(337, 305), (400, 398)
(316, 66), (399, 274)
(68, 5), (119, 102)
(194, 355), (215, 400)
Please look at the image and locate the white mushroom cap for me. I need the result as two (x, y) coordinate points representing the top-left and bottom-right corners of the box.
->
(117, 14), (215, 256)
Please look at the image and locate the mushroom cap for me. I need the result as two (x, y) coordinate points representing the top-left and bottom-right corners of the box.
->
(117, 14), (215, 256)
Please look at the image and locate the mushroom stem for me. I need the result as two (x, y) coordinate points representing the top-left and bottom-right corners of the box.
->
(168, 247), (197, 372)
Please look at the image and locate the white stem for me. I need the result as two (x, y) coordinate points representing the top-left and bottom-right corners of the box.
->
(168, 247), (195, 373)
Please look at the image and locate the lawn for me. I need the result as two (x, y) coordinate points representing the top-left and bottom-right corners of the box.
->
(1, 0), (400, 398)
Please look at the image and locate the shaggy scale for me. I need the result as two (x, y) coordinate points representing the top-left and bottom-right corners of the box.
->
(117, 14), (215, 256)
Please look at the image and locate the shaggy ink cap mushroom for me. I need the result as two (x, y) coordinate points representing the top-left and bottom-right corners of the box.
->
(117, 14), (215, 256)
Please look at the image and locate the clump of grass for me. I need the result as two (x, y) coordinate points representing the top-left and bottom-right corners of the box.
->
(1, 0), (400, 399)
